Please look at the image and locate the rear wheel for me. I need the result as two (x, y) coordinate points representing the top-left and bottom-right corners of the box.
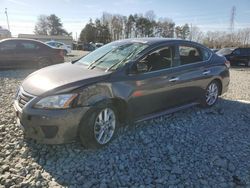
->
(200, 81), (220, 107)
(79, 103), (118, 148)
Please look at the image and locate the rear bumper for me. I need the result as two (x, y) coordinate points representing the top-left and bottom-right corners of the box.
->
(14, 101), (89, 144)
(221, 73), (230, 95)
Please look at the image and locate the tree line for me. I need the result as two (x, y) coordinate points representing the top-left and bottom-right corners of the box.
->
(34, 14), (71, 36)
(34, 11), (250, 48)
(79, 11), (190, 44)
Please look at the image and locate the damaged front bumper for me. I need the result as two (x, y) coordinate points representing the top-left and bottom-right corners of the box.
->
(14, 100), (89, 144)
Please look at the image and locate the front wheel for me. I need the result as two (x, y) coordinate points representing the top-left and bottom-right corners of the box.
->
(79, 103), (118, 148)
(200, 81), (220, 108)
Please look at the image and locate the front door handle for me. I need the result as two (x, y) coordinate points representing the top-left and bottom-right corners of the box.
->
(202, 70), (211, 75)
(169, 77), (180, 82)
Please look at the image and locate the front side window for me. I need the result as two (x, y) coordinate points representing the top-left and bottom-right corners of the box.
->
(233, 49), (240, 55)
(76, 42), (149, 71)
(137, 46), (174, 73)
(216, 48), (234, 56)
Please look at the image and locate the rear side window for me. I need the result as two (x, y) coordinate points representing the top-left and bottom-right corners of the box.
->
(179, 45), (211, 65)
(55, 43), (63, 48)
(19, 42), (40, 50)
(240, 48), (250, 55)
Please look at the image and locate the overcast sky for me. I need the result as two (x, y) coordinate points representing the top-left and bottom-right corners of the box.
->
(0, 0), (250, 38)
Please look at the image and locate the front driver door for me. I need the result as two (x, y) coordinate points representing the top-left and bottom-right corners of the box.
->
(126, 45), (181, 119)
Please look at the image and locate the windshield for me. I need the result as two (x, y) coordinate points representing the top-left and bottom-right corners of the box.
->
(216, 48), (235, 55)
(75, 42), (148, 70)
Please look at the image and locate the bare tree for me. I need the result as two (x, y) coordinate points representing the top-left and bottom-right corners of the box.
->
(189, 26), (203, 43)
(34, 15), (48, 35)
(156, 18), (175, 38)
(238, 28), (250, 47)
(79, 11), (250, 48)
(145, 10), (156, 22)
(111, 15), (123, 40)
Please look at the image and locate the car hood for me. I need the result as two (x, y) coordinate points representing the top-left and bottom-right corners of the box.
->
(22, 62), (110, 96)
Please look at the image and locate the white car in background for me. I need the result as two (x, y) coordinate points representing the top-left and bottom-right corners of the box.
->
(45, 41), (72, 55)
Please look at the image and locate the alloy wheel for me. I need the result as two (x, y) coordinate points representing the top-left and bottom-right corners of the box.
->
(94, 108), (116, 145)
(205, 82), (219, 106)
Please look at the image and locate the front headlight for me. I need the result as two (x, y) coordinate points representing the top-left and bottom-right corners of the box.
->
(34, 94), (78, 109)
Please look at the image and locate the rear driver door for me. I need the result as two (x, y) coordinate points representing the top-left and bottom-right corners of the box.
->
(169, 43), (213, 105)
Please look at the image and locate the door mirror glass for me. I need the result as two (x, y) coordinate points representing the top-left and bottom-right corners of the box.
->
(136, 62), (148, 73)
(128, 62), (148, 75)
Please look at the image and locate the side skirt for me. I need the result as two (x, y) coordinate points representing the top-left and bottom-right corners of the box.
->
(135, 102), (199, 123)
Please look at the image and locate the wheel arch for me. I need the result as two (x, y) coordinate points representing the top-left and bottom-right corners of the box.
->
(80, 97), (129, 125)
(110, 98), (128, 124)
(211, 78), (222, 95)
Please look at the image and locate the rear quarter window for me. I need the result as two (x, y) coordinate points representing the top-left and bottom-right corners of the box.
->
(202, 48), (212, 61)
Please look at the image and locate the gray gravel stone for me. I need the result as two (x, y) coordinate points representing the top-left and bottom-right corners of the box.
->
(0, 65), (250, 187)
(214, 158), (228, 169)
(171, 166), (183, 174)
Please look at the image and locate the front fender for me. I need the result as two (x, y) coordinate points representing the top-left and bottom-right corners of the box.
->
(76, 84), (113, 106)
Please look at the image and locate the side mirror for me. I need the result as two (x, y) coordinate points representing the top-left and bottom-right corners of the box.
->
(136, 62), (148, 73)
(128, 61), (148, 75)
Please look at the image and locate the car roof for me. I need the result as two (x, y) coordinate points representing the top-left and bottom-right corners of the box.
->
(0, 38), (45, 44)
(46, 41), (64, 44)
(112, 37), (206, 47)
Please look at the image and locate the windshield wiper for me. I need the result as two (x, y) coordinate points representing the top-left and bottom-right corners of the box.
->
(105, 49), (139, 72)
(87, 49), (113, 69)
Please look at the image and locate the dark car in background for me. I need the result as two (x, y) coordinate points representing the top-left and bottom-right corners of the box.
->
(0, 38), (64, 69)
(211, 49), (219, 53)
(216, 47), (250, 67)
(82, 43), (96, 51)
(14, 38), (230, 148)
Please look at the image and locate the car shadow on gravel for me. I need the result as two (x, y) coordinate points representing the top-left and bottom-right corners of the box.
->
(23, 98), (250, 187)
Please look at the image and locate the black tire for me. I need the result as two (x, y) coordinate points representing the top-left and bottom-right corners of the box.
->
(200, 80), (220, 108)
(79, 102), (119, 149)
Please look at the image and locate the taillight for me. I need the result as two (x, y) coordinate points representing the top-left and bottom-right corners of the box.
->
(225, 60), (230, 68)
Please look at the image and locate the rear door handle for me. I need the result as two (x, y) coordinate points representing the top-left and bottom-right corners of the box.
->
(202, 70), (211, 75)
(169, 77), (180, 82)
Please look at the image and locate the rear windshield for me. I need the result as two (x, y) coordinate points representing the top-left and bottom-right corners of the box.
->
(216, 48), (235, 55)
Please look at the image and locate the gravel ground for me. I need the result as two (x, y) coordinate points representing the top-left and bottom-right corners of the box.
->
(0, 62), (250, 187)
